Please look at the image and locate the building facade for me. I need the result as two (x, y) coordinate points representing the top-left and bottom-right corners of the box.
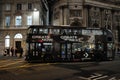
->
(0, 0), (120, 56)
(50, 0), (120, 52)
(0, 0), (49, 55)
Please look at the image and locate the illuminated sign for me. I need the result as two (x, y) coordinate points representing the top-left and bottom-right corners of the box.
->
(32, 35), (53, 42)
(60, 36), (85, 42)
(82, 30), (103, 35)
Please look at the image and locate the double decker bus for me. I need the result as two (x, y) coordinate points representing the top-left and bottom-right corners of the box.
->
(25, 25), (115, 62)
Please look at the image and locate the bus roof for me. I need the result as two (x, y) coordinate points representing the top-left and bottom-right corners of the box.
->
(28, 25), (103, 30)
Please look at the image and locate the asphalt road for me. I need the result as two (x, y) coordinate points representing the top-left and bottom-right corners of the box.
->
(0, 56), (120, 80)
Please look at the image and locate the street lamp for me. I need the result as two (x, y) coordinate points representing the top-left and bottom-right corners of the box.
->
(34, 8), (37, 11)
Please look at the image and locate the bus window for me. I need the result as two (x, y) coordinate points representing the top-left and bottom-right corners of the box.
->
(52, 29), (60, 35)
(72, 43), (82, 53)
(39, 29), (48, 34)
(107, 37), (112, 42)
(61, 29), (67, 35)
(107, 43), (113, 49)
(33, 28), (37, 34)
(39, 29), (43, 34)
(44, 29), (48, 34)
(28, 28), (32, 34)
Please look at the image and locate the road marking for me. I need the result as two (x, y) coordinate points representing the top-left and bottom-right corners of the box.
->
(93, 75), (108, 80)
(0, 62), (50, 70)
(78, 73), (108, 80)
(109, 77), (120, 80)
(0, 63), (30, 70)
(89, 73), (102, 79)
(19, 64), (30, 68)
(0, 60), (23, 68)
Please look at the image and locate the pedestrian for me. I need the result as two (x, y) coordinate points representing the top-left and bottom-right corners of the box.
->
(15, 48), (17, 57)
(11, 47), (14, 56)
(6, 48), (10, 56)
(19, 47), (23, 57)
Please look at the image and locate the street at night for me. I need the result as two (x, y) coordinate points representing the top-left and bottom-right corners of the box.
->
(0, 56), (120, 80)
(0, 0), (120, 80)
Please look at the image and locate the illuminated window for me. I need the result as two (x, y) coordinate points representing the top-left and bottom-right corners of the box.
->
(14, 33), (23, 39)
(70, 10), (82, 17)
(5, 35), (10, 48)
(28, 3), (32, 10)
(5, 16), (10, 27)
(27, 16), (32, 25)
(15, 16), (22, 26)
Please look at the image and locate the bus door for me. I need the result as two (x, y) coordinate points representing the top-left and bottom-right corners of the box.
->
(43, 43), (53, 61)
(36, 42), (53, 59)
(36, 43), (42, 57)
(61, 43), (72, 60)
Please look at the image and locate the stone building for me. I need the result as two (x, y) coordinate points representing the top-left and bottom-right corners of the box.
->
(49, 0), (120, 52)
(0, 0), (120, 56)
(0, 0), (49, 55)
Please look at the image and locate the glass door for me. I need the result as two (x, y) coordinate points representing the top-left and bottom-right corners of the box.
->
(61, 43), (72, 60)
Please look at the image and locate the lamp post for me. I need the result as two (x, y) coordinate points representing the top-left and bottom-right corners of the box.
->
(67, 0), (69, 25)
(105, 10), (110, 29)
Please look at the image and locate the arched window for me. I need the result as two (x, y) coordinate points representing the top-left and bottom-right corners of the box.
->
(5, 35), (10, 48)
(14, 33), (23, 39)
(93, 23), (99, 28)
(70, 18), (82, 27)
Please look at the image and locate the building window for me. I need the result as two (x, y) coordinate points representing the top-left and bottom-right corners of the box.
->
(54, 11), (59, 20)
(15, 16), (22, 26)
(5, 16), (10, 27)
(14, 33), (23, 39)
(27, 16), (32, 25)
(28, 3), (32, 10)
(17, 4), (22, 10)
(6, 4), (11, 11)
(5, 35), (10, 48)
(70, 10), (82, 17)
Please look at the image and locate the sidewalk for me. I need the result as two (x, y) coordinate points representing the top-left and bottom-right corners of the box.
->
(0, 54), (24, 60)
(114, 53), (120, 61)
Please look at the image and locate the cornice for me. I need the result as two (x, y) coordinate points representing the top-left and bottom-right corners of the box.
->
(85, 0), (120, 9)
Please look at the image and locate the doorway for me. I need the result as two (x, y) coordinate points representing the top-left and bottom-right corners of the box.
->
(14, 33), (23, 49)
(61, 43), (72, 60)
(15, 41), (21, 49)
